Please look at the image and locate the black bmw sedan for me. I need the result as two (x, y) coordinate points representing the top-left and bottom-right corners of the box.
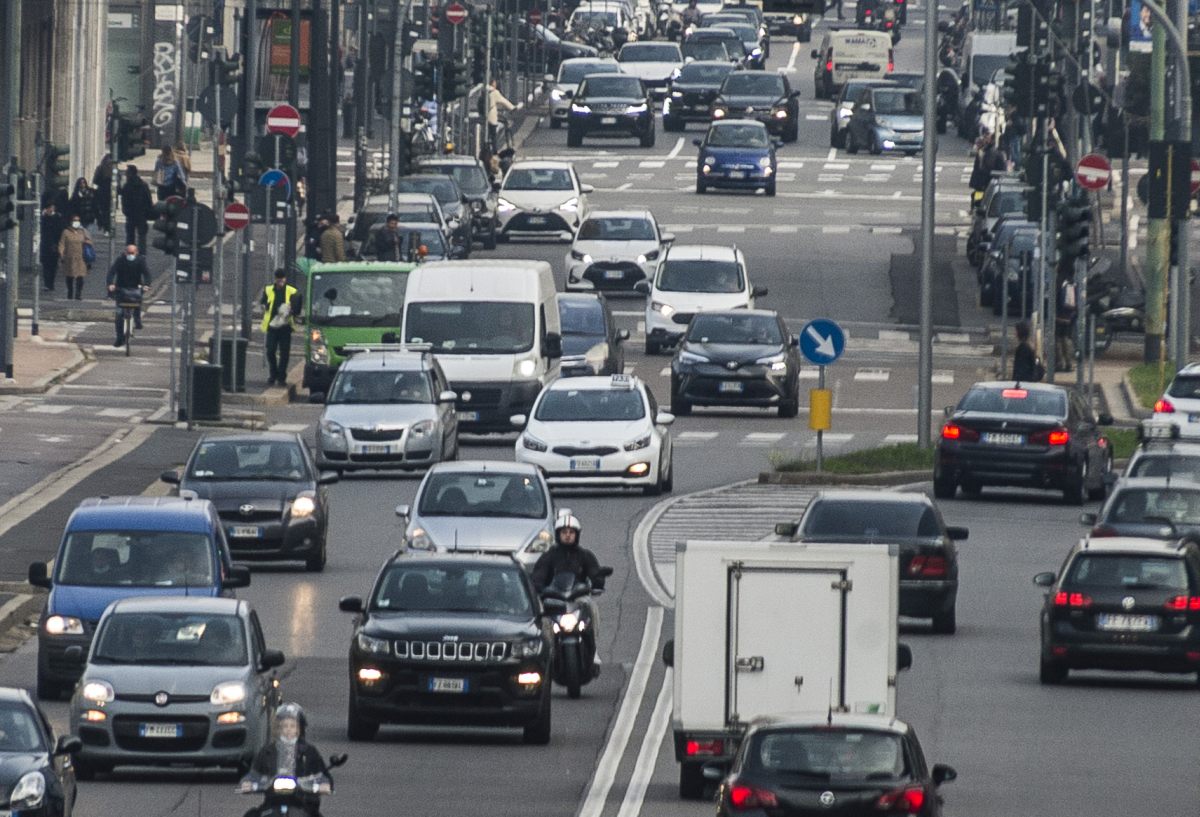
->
(567, 73), (655, 148)
(162, 432), (338, 571)
(0, 688), (79, 816)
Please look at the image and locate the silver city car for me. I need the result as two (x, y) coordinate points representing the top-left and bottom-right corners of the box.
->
(69, 596), (284, 778)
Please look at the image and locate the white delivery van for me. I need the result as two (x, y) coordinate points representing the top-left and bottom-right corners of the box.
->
(402, 260), (562, 433)
(665, 540), (910, 799)
(962, 31), (1018, 95)
(811, 29), (893, 99)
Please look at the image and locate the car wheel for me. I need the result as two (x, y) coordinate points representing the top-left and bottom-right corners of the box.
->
(1039, 652), (1068, 684)
(931, 604), (957, 635)
(484, 224), (498, 250)
(346, 695), (379, 742)
(36, 673), (63, 701)
(696, 178), (707, 194)
(846, 130), (859, 154)
(779, 391), (799, 418)
(679, 761), (706, 799)
(567, 126), (583, 147)
(304, 539), (327, 572)
(1089, 451), (1113, 501)
(522, 690), (552, 745)
(765, 180), (777, 197)
(550, 117), (562, 130)
(1063, 461), (1087, 505)
(661, 457), (674, 492)
(640, 127), (656, 148)
(932, 477), (957, 499)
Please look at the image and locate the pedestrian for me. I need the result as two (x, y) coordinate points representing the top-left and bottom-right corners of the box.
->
(153, 145), (188, 201)
(57, 214), (93, 301)
(1011, 320), (1043, 382)
(968, 131), (1005, 206)
(372, 214), (404, 261)
(105, 244), (151, 347)
(39, 201), (67, 294)
(172, 139), (193, 176)
(304, 214), (327, 260)
(67, 177), (97, 230)
(319, 213), (346, 262)
(487, 79), (516, 153)
(1056, 276), (1078, 373)
(120, 165), (155, 254)
(92, 154), (114, 236)
(260, 269), (303, 387)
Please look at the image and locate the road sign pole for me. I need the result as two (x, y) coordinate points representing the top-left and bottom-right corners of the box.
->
(816, 365), (825, 473)
(214, 94), (224, 373)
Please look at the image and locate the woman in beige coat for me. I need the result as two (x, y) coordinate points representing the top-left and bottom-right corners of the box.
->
(57, 217), (93, 300)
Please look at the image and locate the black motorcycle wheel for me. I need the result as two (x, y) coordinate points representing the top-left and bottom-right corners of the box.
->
(563, 644), (583, 699)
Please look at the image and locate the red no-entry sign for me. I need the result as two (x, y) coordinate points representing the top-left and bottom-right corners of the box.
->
(1074, 153), (1111, 191)
(265, 104), (302, 139)
(224, 201), (250, 231)
(444, 2), (469, 24)
(1191, 158), (1200, 195)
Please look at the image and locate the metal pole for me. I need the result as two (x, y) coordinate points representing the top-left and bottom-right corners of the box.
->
(290, 0), (302, 105)
(31, 167), (41, 337)
(480, 12), (492, 158)
(816, 365), (825, 473)
(186, 203), (199, 429)
(1075, 236), (1087, 388)
(214, 114), (224, 373)
(389, 0), (417, 212)
(108, 98), (117, 285)
(5, 169), (16, 360)
(1037, 122), (1050, 373)
(170, 261), (178, 418)
(1145, 19), (1167, 363)
(1172, 0), (1191, 367)
(1087, 312), (1096, 393)
(1000, 240), (1010, 377)
(1120, 117), (1129, 282)
(916, 0), (935, 448)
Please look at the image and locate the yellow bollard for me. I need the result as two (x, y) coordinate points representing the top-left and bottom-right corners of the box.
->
(809, 388), (831, 431)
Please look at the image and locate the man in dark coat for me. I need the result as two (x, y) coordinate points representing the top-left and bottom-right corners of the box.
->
(40, 202), (67, 293)
(106, 244), (152, 346)
(120, 166), (156, 254)
(371, 214), (404, 261)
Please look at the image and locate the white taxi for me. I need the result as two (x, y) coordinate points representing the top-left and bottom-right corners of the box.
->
(512, 374), (675, 495)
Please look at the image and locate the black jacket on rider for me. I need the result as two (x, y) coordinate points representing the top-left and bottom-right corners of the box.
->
(245, 740), (331, 816)
(532, 546), (606, 593)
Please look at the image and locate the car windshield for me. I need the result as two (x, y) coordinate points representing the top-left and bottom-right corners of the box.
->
(0, 702), (45, 753)
(405, 301), (535, 354)
(394, 205), (439, 223)
(560, 61), (621, 84)
(426, 164), (490, 195)
(620, 43), (681, 61)
(725, 23), (758, 42)
(56, 532), (215, 588)
(309, 270), (408, 328)
(873, 89), (921, 114)
(1168, 375), (1200, 399)
(659, 259), (744, 293)
(559, 300), (607, 335)
(348, 208), (388, 242)
(578, 217), (657, 241)
(1129, 455), (1200, 481)
(1104, 487), (1200, 526)
(744, 729), (909, 781)
(93, 612), (248, 666)
(503, 167), (574, 191)
(377, 226), (448, 257)
(683, 43), (731, 61)
(398, 177), (459, 204)
(989, 190), (1026, 216)
(329, 369), (433, 404)
(535, 387), (646, 421)
(802, 499), (942, 541)
(971, 54), (1010, 86)
(1065, 554), (1189, 591)
(372, 564), (533, 617)
(957, 387), (1067, 416)
(581, 75), (643, 97)
(687, 313), (781, 344)
(417, 472), (547, 518)
(189, 440), (307, 480)
(573, 9), (619, 26)
(721, 73), (784, 96)
(707, 123), (769, 147)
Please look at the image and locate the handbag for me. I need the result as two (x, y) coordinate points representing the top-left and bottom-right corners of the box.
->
(269, 302), (292, 329)
(82, 242), (96, 266)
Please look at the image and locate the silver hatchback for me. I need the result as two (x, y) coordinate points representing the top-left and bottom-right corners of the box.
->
(69, 596), (284, 778)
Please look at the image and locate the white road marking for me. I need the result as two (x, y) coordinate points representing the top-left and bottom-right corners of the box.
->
(817, 174), (843, 183)
(854, 368), (891, 381)
(684, 160), (697, 168)
(770, 225), (799, 233)
(872, 226), (904, 235)
(878, 329), (910, 341)
(666, 137), (685, 159)
(826, 147), (837, 160)
(639, 160), (665, 168)
(616, 672), (673, 817)
(593, 161), (619, 168)
(743, 432), (786, 445)
(870, 162), (896, 170)
(676, 431), (719, 441)
(884, 433), (918, 444)
(97, 408), (141, 418)
(798, 369), (820, 379)
(659, 367), (672, 377)
(932, 370), (955, 385)
(823, 162), (850, 170)
(26, 405), (72, 414)
(778, 161), (805, 169)
(936, 332), (971, 344)
(821, 225), (850, 233)
(616, 182), (634, 191)
(716, 225), (745, 233)
(269, 423), (310, 432)
(863, 174), (891, 182)
(805, 114), (827, 121)
(787, 41), (801, 72)
(806, 432), (854, 445)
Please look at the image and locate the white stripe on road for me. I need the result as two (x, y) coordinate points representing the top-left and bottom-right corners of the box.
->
(798, 369), (820, 379)
(932, 370), (955, 384)
(884, 433), (919, 444)
(639, 160), (665, 168)
(786, 41), (801, 72)
(659, 367), (672, 377)
(666, 137), (685, 159)
(743, 432), (786, 445)
(821, 225), (850, 233)
(823, 162), (849, 170)
(617, 182), (634, 191)
(827, 147), (838, 160)
(854, 368), (890, 381)
(805, 114), (827, 120)
(270, 423), (310, 432)
(616, 672), (673, 817)
(778, 161), (804, 169)
(807, 432), (854, 445)
(716, 225), (745, 233)
(676, 431), (719, 441)
(26, 405), (72, 414)
(611, 310), (643, 317)
(593, 161), (619, 168)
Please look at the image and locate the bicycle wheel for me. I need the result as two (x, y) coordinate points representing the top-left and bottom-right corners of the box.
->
(124, 309), (134, 357)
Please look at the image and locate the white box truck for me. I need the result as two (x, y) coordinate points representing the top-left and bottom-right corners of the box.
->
(665, 540), (910, 799)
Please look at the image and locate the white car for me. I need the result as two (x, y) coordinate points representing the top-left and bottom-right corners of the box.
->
(547, 58), (622, 128)
(513, 374), (675, 494)
(616, 41), (685, 99)
(635, 243), (762, 354)
(1152, 363), (1200, 439)
(497, 160), (593, 241)
(565, 209), (675, 292)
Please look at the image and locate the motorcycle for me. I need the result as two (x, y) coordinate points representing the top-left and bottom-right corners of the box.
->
(541, 568), (613, 699)
(238, 753), (348, 817)
(1088, 279), (1146, 353)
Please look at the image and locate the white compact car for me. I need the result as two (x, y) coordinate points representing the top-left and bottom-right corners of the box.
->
(513, 374), (675, 495)
(497, 160), (593, 241)
(636, 243), (763, 354)
(1152, 363), (1200, 439)
(565, 209), (675, 292)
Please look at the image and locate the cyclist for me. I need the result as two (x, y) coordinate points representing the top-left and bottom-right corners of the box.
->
(105, 243), (151, 348)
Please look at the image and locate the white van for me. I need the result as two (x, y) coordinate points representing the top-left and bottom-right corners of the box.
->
(402, 260), (562, 433)
(811, 29), (893, 99)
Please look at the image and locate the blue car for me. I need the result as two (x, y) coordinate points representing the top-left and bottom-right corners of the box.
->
(694, 119), (778, 196)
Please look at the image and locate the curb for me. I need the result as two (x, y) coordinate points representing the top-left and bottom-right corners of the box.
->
(758, 469), (931, 486)
(0, 343), (91, 395)
(1120, 374), (1153, 421)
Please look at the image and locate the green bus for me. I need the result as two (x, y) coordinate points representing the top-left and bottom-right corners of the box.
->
(298, 260), (416, 394)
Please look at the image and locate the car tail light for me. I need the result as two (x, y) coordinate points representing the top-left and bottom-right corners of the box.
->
(686, 738), (725, 757)
(1090, 524), (1119, 537)
(909, 555), (948, 578)
(1165, 595), (1200, 611)
(826, 59), (833, 71)
(1054, 591), (1093, 608)
(941, 423), (979, 442)
(877, 785), (925, 812)
(1029, 428), (1069, 446)
(888, 50), (894, 72)
(1155, 398), (1175, 413)
(885, 19), (894, 28)
(728, 781), (779, 811)
(1002, 388), (1028, 398)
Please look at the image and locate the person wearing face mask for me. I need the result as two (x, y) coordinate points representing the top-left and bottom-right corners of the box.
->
(106, 244), (151, 346)
(241, 703), (331, 817)
(57, 215), (93, 300)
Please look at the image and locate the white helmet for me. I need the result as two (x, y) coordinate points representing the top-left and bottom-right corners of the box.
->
(555, 510), (581, 533)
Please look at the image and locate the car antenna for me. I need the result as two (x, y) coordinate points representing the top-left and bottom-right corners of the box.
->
(454, 529), (459, 553)
(826, 680), (834, 725)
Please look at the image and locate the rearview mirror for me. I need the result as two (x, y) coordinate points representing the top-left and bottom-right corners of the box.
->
(1032, 571), (1057, 587)
(338, 596), (364, 614)
(897, 642), (913, 672)
(260, 649), (286, 670)
(946, 526), (969, 540)
(634, 280), (651, 295)
(224, 565), (251, 589)
(1079, 512), (1097, 526)
(511, 414), (528, 428)
(617, 329), (630, 342)
(774, 521), (799, 538)
(439, 390), (458, 403)
(544, 331), (563, 359)
(395, 504), (410, 520)
(661, 638), (674, 667)
(28, 562), (51, 589)
(598, 566), (614, 578)
(751, 286), (768, 298)
(328, 753), (349, 769)
(810, 49), (819, 58)
(692, 137), (702, 146)
(661, 231), (676, 244)
(160, 469), (181, 485)
(580, 183), (595, 194)
(655, 411), (675, 426)
(55, 735), (82, 756)
(932, 764), (957, 785)
(317, 471), (340, 485)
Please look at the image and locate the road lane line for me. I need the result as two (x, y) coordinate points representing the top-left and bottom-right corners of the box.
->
(617, 670), (673, 817)
(611, 310), (643, 317)
(659, 367), (672, 377)
(805, 114), (826, 120)
(639, 161), (665, 168)
(826, 147), (837, 160)
(594, 161), (620, 168)
(578, 607), (665, 817)
(884, 433), (918, 444)
(823, 162), (849, 170)
(786, 41), (801, 72)
(617, 182), (634, 190)
(666, 137), (685, 159)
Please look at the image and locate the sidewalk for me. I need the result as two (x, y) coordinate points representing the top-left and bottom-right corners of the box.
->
(0, 325), (88, 394)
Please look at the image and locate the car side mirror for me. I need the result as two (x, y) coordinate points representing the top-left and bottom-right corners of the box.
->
(751, 286), (768, 298)
(897, 642), (913, 672)
(544, 331), (563, 359)
(328, 753), (349, 769)
(395, 504), (411, 520)
(28, 562), (51, 589)
(772, 139), (783, 149)
(789, 335), (800, 348)
(790, 89), (801, 98)
(260, 648), (286, 670)
(160, 469), (181, 485)
(946, 526), (969, 540)
(55, 735), (82, 756)
(692, 137), (702, 146)
(224, 565), (251, 589)
(617, 329), (630, 342)
(308, 391), (327, 404)
(702, 763), (724, 781)
(580, 183), (595, 194)
(1033, 571), (1057, 587)
(634, 280), (651, 295)
(655, 411), (675, 426)
(339, 595), (364, 614)
(1079, 512), (1097, 526)
(439, 390), (458, 403)
(511, 414), (528, 428)
(810, 49), (819, 58)
(661, 231), (676, 244)
(661, 638), (674, 667)
(1097, 412), (1114, 425)
(774, 520), (799, 538)
(317, 471), (340, 485)
(932, 764), (957, 785)
(450, 244), (468, 259)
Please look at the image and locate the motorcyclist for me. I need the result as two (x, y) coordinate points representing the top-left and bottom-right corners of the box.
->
(241, 703), (332, 817)
(532, 512), (606, 667)
(680, 0), (702, 29)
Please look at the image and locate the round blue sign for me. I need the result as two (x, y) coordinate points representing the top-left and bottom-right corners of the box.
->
(799, 318), (846, 365)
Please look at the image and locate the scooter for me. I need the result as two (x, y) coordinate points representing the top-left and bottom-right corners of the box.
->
(541, 568), (613, 699)
(239, 754), (348, 817)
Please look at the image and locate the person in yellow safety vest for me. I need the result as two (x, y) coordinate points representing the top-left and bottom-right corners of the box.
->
(260, 269), (303, 387)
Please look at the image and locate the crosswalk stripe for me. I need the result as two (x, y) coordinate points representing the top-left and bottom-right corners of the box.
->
(823, 162), (850, 170)
(639, 160), (665, 168)
(716, 225), (745, 233)
(593, 161), (619, 168)
(806, 433), (853, 445)
(659, 367), (671, 377)
(26, 405), (72, 414)
(798, 369), (820, 379)
(778, 161), (805, 169)
(743, 432), (786, 445)
(932, 370), (955, 384)
(854, 368), (890, 382)
(97, 408), (141, 418)
(676, 431), (719, 441)
(884, 433), (918, 444)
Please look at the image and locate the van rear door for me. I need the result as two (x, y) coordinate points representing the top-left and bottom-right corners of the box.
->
(831, 33), (890, 84)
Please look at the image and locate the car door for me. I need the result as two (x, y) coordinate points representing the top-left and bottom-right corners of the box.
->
(1071, 391), (1102, 476)
(36, 702), (75, 810)
(247, 611), (280, 744)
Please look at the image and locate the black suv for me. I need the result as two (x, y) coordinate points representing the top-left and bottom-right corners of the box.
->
(567, 73), (655, 148)
(779, 490), (966, 634)
(339, 553), (553, 744)
(1034, 536), (1200, 684)
(663, 61), (736, 131)
(712, 71), (800, 142)
(413, 156), (500, 249)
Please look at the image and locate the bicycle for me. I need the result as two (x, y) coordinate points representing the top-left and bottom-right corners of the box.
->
(113, 286), (145, 357)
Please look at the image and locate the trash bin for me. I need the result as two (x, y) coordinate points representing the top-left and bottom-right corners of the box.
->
(208, 337), (249, 392)
(191, 363), (222, 422)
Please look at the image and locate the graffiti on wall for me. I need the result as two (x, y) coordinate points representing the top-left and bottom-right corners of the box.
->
(151, 40), (177, 129)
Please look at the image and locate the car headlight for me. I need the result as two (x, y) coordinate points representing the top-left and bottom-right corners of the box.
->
(758, 156), (772, 168)
(526, 528), (553, 553)
(712, 107), (727, 118)
(651, 300), (675, 317)
(551, 89), (565, 100)
(571, 103), (592, 114)
(290, 494), (317, 518)
(44, 615), (84, 636)
(678, 349), (710, 364)
(521, 433), (549, 452)
(410, 419), (435, 437)
(624, 432), (652, 451)
(9, 771), (45, 810)
(356, 632), (392, 655)
(210, 681), (247, 706)
(638, 249), (660, 263)
(309, 328), (329, 365)
(626, 103), (649, 114)
(571, 249), (593, 262)
(319, 419), (344, 438)
(408, 527), (434, 550)
(756, 353), (788, 372)
(497, 197), (516, 212)
(560, 197), (580, 213)
(81, 680), (114, 704)
(512, 637), (545, 658)
(773, 108), (788, 119)
(514, 358), (537, 378)
(671, 90), (683, 98)
(554, 612), (581, 633)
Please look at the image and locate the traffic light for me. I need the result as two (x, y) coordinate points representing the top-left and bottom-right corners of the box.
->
(414, 60), (437, 100)
(1034, 59), (1064, 116)
(0, 178), (15, 233)
(441, 63), (469, 101)
(116, 114), (150, 161)
(213, 48), (242, 89)
(1002, 50), (1033, 119)
(151, 197), (185, 256)
(470, 16), (488, 85)
(44, 143), (70, 199)
(1056, 192), (1091, 263)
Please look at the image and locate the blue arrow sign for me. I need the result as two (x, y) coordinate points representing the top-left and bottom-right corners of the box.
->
(258, 168), (292, 202)
(799, 318), (845, 366)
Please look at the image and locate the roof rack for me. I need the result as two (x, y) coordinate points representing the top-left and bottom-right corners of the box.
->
(341, 343), (432, 356)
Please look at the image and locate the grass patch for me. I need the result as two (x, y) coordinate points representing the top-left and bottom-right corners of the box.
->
(1127, 361), (1174, 410)
(1104, 427), (1138, 460)
(773, 443), (935, 474)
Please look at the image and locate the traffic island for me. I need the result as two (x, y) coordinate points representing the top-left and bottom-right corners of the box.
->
(763, 443), (933, 485)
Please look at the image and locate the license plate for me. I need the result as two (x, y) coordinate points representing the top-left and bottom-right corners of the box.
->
(729, 170), (748, 179)
(1190, 414), (1200, 423)
(719, 381), (744, 393)
(457, 411), (479, 422)
(428, 677), (467, 693)
(604, 269), (624, 280)
(360, 444), (393, 455)
(982, 432), (1024, 445)
(139, 723), (182, 738)
(228, 525), (262, 538)
(527, 216), (547, 225)
(1096, 613), (1159, 632)
(569, 457), (602, 471)
(601, 116), (617, 125)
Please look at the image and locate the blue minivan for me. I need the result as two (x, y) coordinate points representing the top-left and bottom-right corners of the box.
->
(28, 496), (250, 699)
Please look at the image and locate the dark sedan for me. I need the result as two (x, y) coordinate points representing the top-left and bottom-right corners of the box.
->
(1081, 477), (1200, 539)
(683, 28), (745, 67)
(0, 688), (79, 817)
(162, 432), (337, 571)
(517, 22), (597, 72)
(680, 39), (735, 64)
(934, 381), (1114, 504)
(558, 293), (629, 376)
(712, 72), (799, 142)
(671, 309), (802, 417)
(413, 156), (500, 249)
(397, 175), (473, 250)
(664, 61), (737, 131)
(567, 74), (655, 148)
(716, 714), (955, 817)
(695, 120), (778, 195)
